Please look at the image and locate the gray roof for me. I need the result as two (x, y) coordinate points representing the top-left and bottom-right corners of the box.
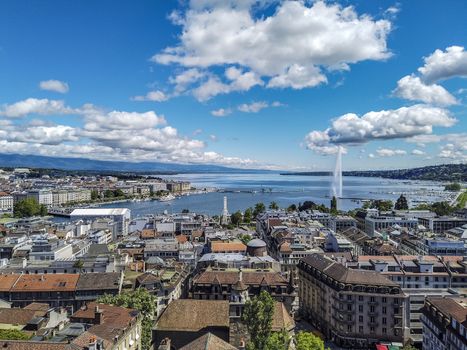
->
(247, 238), (266, 248)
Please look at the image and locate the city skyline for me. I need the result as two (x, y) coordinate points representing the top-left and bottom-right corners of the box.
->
(1, 0), (466, 171)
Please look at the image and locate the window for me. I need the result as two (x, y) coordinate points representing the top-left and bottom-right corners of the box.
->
(359, 316), (363, 322)
(382, 307), (387, 314)
(359, 326), (363, 333)
(382, 297), (387, 303)
(358, 296), (363, 301)
(347, 325), (352, 332)
(359, 305), (363, 312)
(382, 327), (387, 334)
(382, 317), (387, 325)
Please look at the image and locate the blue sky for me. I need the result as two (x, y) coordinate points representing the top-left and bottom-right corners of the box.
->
(0, 0), (466, 171)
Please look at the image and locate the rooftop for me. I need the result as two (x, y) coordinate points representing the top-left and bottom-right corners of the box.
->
(70, 208), (130, 216)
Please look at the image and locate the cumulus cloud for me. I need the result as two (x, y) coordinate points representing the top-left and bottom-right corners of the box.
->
(132, 90), (169, 102)
(238, 101), (268, 113)
(418, 46), (467, 83)
(0, 98), (75, 118)
(83, 110), (166, 131)
(0, 97), (261, 168)
(192, 67), (263, 101)
(211, 108), (232, 117)
(408, 133), (467, 162)
(153, 0), (392, 94)
(39, 80), (69, 94)
(304, 104), (456, 154)
(376, 148), (406, 157)
(411, 149), (426, 156)
(169, 68), (205, 93)
(393, 75), (457, 106)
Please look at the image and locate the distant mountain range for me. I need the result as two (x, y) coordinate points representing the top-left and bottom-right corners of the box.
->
(0, 153), (268, 174)
(282, 163), (467, 182)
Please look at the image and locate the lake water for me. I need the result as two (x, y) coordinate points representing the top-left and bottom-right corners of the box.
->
(93, 173), (447, 218)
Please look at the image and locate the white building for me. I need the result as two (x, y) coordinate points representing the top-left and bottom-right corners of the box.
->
(0, 192), (13, 212)
(27, 189), (53, 207)
(70, 208), (131, 236)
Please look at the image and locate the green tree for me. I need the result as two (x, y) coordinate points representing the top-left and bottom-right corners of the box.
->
(103, 189), (115, 198)
(269, 201), (279, 210)
(445, 183), (461, 191)
(287, 204), (297, 212)
(330, 196), (337, 214)
(295, 331), (325, 350)
(401, 344), (417, 350)
(395, 194), (409, 210)
(239, 234), (252, 245)
(242, 290), (275, 350)
(114, 189), (125, 198)
(371, 199), (393, 211)
(253, 202), (266, 218)
(91, 190), (99, 200)
(244, 208), (253, 223)
(431, 201), (455, 216)
(39, 204), (48, 216)
(264, 329), (290, 350)
(0, 329), (31, 340)
(13, 198), (42, 218)
(97, 289), (156, 350)
(231, 210), (243, 226)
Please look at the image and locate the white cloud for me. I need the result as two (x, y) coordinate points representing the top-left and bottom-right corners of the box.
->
(192, 68), (263, 101)
(267, 64), (327, 89)
(0, 98), (75, 118)
(368, 153), (375, 158)
(153, 0), (392, 92)
(304, 104), (456, 154)
(83, 110), (166, 131)
(209, 134), (218, 142)
(39, 80), (69, 94)
(169, 68), (205, 93)
(238, 101), (268, 113)
(211, 108), (232, 117)
(393, 75), (457, 106)
(418, 46), (467, 83)
(192, 128), (203, 135)
(408, 133), (467, 162)
(0, 97), (262, 168)
(132, 90), (169, 102)
(411, 149), (426, 156)
(376, 148), (406, 157)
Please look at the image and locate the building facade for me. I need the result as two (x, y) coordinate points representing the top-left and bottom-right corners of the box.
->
(298, 254), (407, 348)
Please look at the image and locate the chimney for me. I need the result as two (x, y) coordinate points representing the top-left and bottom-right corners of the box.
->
(158, 338), (172, 350)
(87, 336), (97, 350)
(94, 305), (103, 325)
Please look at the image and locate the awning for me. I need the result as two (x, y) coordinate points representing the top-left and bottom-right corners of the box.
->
(376, 345), (389, 350)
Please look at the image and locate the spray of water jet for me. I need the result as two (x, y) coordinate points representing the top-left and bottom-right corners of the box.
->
(331, 146), (343, 199)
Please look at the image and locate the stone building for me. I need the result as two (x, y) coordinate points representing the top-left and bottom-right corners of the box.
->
(298, 253), (408, 348)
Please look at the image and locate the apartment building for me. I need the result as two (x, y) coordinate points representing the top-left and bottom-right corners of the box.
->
(418, 217), (467, 234)
(421, 297), (467, 350)
(191, 267), (296, 313)
(353, 255), (467, 343)
(298, 253), (407, 348)
(365, 215), (418, 236)
(0, 272), (122, 309)
(0, 192), (13, 212)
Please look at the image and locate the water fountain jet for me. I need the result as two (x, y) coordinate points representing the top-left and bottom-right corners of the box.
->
(331, 146), (343, 200)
